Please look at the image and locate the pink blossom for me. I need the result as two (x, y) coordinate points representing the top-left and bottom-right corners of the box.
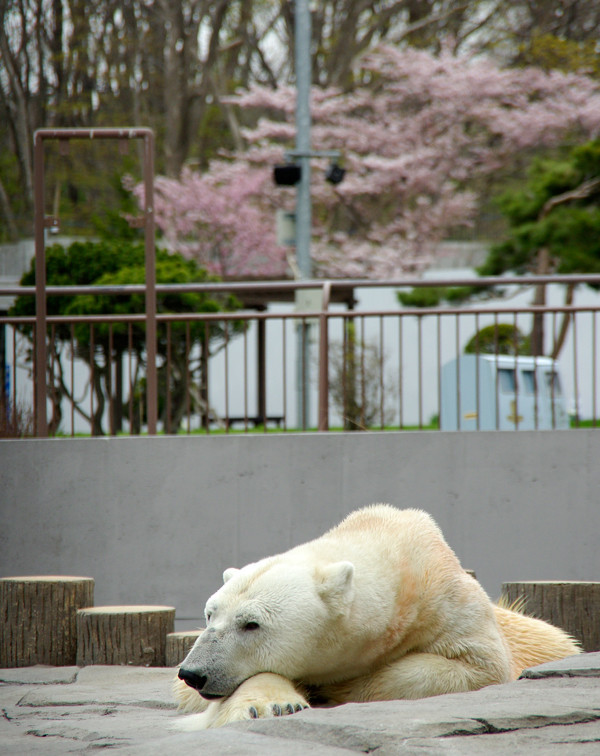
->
(136, 44), (600, 279)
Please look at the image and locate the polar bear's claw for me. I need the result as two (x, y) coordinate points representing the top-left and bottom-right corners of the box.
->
(249, 706), (259, 718)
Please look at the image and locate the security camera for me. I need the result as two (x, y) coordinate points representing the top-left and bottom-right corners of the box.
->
(325, 162), (345, 185)
(273, 164), (302, 186)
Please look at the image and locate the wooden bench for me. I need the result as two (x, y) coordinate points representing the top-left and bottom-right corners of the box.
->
(224, 415), (285, 429)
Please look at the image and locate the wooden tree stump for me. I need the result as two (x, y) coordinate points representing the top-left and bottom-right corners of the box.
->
(0, 575), (94, 667)
(501, 581), (600, 653)
(166, 630), (204, 667)
(76, 605), (175, 667)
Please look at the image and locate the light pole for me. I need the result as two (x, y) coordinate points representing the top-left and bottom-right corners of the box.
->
(295, 0), (312, 280)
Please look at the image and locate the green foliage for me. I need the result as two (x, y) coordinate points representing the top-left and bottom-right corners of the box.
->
(518, 34), (600, 76)
(9, 240), (241, 434)
(479, 140), (600, 278)
(397, 286), (475, 308)
(464, 324), (531, 355)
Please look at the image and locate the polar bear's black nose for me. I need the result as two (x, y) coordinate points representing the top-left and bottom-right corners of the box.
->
(178, 667), (207, 693)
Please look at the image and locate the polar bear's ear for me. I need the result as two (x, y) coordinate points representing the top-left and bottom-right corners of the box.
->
(223, 567), (240, 584)
(316, 561), (355, 605)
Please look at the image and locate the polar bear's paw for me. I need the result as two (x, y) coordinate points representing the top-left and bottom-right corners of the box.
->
(212, 673), (309, 729)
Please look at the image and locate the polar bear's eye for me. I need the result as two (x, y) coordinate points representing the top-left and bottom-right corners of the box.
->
(242, 621), (260, 632)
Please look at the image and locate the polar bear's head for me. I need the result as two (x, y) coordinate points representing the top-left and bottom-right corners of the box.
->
(178, 557), (354, 699)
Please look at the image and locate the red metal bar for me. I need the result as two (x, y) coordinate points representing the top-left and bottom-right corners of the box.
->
(143, 130), (157, 435)
(317, 281), (331, 431)
(380, 315), (385, 429)
(108, 324), (114, 436)
(360, 316), (365, 430)
(166, 321), (172, 434)
(185, 322), (191, 434)
(33, 132), (48, 436)
(32, 127), (158, 435)
(70, 324), (75, 436)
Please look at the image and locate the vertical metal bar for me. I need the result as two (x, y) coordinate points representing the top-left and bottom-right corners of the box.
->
(301, 318), (307, 430)
(294, 0), (312, 278)
(494, 313), (499, 430)
(533, 350), (539, 430)
(398, 315), (403, 429)
(572, 312), (579, 427)
(166, 321), (172, 434)
(143, 131), (157, 435)
(593, 311), (597, 427)
(282, 318), (287, 431)
(360, 316), (365, 430)
(550, 311), (557, 428)
(455, 314), (460, 430)
(90, 324), (95, 436)
(436, 314), (441, 431)
(70, 323), (75, 436)
(185, 322), (191, 434)
(475, 313), (480, 431)
(224, 321), (229, 433)
(257, 318), (266, 428)
(49, 323), (56, 435)
(108, 324), (114, 436)
(33, 132), (48, 437)
(417, 315), (423, 429)
(204, 321), (210, 434)
(342, 317), (347, 427)
(318, 281), (331, 431)
(12, 326), (17, 429)
(128, 322), (133, 433)
(513, 311), (519, 430)
(243, 323), (248, 431)
(379, 315), (384, 429)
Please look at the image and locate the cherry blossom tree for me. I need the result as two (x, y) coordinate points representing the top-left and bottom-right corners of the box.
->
(140, 43), (600, 279)
(139, 163), (288, 279)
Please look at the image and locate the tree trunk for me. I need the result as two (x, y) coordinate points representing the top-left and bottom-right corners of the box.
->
(76, 605), (175, 666)
(0, 176), (19, 240)
(531, 247), (550, 356)
(0, 576), (94, 667)
(166, 630), (203, 667)
(501, 581), (600, 653)
(551, 283), (575, 359)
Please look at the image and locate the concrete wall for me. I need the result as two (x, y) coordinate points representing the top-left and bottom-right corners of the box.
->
(1, 431), (599, 624)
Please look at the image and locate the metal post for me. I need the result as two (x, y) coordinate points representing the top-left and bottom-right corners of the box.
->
(295, 0), (312, 278)
(318, 282), (331, 430)
(31, 128), (156, 436)
(143, 132), (158, 435)
(33, 132), (48, 436)
(295, 0), (312, 428)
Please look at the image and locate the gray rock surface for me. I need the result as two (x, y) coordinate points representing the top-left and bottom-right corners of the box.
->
(1, 654), (599, 754)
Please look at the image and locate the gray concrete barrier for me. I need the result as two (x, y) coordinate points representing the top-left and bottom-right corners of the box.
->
(1, 431), (598, 623)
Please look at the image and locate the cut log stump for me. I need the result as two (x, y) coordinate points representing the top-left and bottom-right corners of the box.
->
(501, 581), (600, 653)
(166, 630), (204, 667)
(0, 575), (94, 667)
(76, 605), (175, 667)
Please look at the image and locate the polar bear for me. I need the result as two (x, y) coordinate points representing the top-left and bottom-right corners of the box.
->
(174, 505), (580, 730)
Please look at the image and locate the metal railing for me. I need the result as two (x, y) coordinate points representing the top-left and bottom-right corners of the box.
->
(1, 275), (599, 436)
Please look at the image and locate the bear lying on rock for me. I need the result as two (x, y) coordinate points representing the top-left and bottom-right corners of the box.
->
(174, 505), (580, 730)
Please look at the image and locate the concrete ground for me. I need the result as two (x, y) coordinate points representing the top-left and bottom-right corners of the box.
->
(1, 654), (599, 755)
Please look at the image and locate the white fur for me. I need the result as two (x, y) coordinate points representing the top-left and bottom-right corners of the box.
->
(173, 505), (580, 729)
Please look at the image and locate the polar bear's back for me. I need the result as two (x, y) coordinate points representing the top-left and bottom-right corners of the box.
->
(325, 504), (457, 570)
(332, 504), (441, 539)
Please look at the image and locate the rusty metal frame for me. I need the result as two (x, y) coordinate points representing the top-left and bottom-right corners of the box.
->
(33, 127), (157, 436)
